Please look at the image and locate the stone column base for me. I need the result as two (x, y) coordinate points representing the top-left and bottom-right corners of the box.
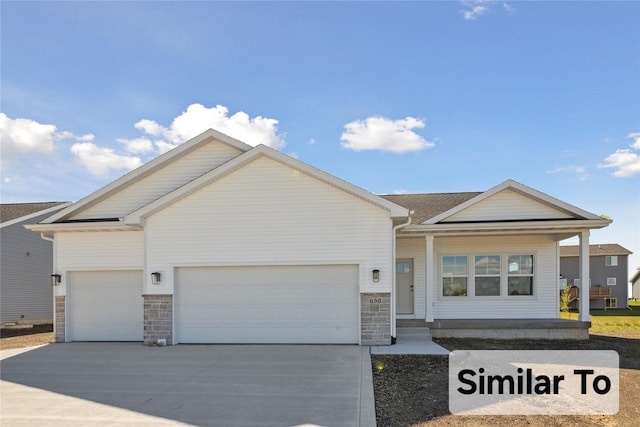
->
(360, 293), (391, 345)
(143, 295), (173, 345)
(55, 296), (65, 343)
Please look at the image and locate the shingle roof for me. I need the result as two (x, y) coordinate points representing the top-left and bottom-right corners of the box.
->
(560, 244), (633, 257)
(379, 192), (482, 224)
(0, 202), (68, 223)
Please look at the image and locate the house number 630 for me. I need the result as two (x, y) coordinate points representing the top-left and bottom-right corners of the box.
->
(369, 298), (382, 303)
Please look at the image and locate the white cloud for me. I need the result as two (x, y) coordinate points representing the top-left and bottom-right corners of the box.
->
(462, 4), (489, 20)
(117, 137), (155, 154)
(154, 140), (179, 154)
(546, 166), (589, 181)
(628, 132), (640, 150)
(71, 142), (142, 176)
(460, 1), (514, 20)
(340, 116), (435, 153)
(599, 132), (640, 177)
(600, 149), (640, 177)
(0, 113), (57, 167)
(133, 103), (285, 149)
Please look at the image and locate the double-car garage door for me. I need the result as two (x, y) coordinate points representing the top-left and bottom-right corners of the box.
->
(67, 265), (360, 344)
(175, 265), (360, 344)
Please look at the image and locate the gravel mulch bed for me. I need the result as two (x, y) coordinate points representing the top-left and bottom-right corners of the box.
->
(372, 333), (640, 427)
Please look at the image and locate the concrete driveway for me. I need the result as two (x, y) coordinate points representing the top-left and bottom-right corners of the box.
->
(1, 343), (375, 427)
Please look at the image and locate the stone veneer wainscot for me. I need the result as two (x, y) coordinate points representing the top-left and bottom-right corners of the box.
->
(143, 295), (173, 345)
(360, 293), (391, 345)
(55, 296), (65, 342)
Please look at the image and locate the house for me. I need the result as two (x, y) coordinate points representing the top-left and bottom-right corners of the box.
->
(26, 129), (611, 345)
(560, 244), (632, 309)
(1, 202), (70, 325)
(630, 268), (640, 300)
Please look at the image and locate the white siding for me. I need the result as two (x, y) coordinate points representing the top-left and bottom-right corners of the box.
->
(72, 142), (243, 220)
(55, 231), (144, 295)
(145, 156), (393, 295)
(398, 235), (559, 319)
(443, 189), (574, 222)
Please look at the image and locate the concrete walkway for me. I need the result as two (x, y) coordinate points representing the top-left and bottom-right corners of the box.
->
(1, 343), (375, 427)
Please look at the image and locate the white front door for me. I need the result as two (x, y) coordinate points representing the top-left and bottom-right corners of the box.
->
(396, 259), (414, 314)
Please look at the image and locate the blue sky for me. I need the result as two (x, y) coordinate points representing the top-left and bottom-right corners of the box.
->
(1, 1), (639, 277)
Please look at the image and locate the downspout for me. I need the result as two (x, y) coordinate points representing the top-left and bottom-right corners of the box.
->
(391, 212), (413, 343)
(40, 232), (54, 242)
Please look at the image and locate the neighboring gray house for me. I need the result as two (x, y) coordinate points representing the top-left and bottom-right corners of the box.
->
(631, 268), (640, 300)
(560, 244), (632, 309)
(1, 202), (70, 324)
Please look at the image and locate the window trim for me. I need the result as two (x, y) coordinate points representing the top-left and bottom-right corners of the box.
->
(605, 255), (618, 267)
(606, 277), (616, 286)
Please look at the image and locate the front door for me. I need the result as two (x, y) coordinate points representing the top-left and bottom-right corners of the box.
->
(396, 259), (414, 314)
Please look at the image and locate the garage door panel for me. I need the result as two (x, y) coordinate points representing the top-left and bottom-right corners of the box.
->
(176, 265), (359, 344)
(69, 270), (143, 341)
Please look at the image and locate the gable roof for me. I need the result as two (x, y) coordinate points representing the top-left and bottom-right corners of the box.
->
(1, 202), (70, 228)
(42, 129), (253, 224)
(560, 244), (633, 257)
(423, 180), (604, 224)
(125, 144), (410, 224)
(380, 192), (481, 224)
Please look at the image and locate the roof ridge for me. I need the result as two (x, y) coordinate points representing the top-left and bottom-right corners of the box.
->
(379, 191), (482, 196)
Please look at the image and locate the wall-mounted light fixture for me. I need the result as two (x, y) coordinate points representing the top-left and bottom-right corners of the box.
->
(51, 274), (62, 286)
(372, 269), (380, 283)
(151, 272), (161, 285)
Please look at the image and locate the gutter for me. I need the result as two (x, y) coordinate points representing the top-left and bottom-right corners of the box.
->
(391, 211), (413, 344)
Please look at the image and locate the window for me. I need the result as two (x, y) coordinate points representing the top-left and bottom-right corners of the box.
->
(605, 298), (617, 308)
(397, 262), (411, 274)
(508, 255), (533, 296)
(475, 255), (501, 296)
(605, 256), (618, 266)
(442, 256), (468, 296)
(607, 277), (616, 286)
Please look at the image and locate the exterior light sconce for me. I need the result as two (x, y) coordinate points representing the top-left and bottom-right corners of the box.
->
(372, 269), (380, 283)
(51, 274), (62, 286)
(151, 272), (161, 285)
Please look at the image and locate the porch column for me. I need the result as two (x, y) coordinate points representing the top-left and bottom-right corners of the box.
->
(579, 231), (590, 322)
(425, 235), (435, 322)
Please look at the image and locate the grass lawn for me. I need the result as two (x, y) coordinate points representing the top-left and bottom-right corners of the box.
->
(560, 300), (640, 336)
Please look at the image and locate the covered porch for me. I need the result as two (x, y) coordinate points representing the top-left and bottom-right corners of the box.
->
(383, 180), (611, 342)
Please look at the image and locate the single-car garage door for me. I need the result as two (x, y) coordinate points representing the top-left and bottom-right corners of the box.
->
(175, 265), (359, 344)
(68, 270), (143, 341)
